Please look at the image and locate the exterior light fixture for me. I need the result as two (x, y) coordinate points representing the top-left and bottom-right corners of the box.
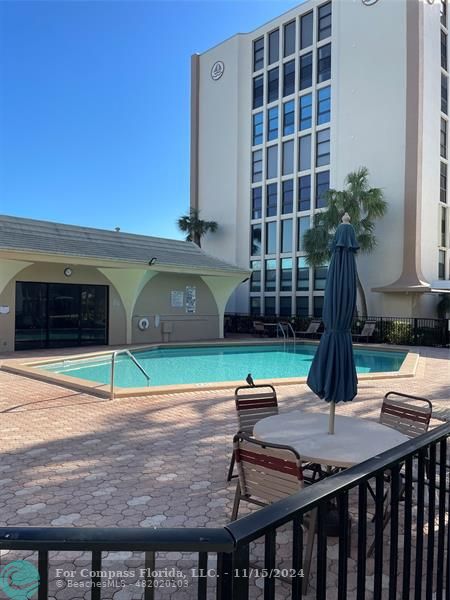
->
(148, 257), (157, 266)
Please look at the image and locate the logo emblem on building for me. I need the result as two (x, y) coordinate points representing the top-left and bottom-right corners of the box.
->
(211, 61), (225, 81)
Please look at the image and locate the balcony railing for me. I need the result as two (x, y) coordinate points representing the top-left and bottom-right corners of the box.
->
(0, 422), (449, 599)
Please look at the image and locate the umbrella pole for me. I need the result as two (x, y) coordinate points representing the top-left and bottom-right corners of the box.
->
(328, 401), (335, 434)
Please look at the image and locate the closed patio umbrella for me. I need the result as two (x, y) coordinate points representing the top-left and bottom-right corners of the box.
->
(307, 213), (359, 434)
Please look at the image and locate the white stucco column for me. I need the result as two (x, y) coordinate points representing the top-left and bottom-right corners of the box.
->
(99, 268), (157, 344)
(201, 275), (248, 338)
(0, 259), (33, 296)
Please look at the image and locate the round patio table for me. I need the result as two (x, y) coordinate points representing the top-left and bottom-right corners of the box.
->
(253, 410), (409, 468)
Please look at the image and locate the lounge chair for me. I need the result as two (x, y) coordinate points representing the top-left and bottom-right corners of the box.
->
(352, 320), (377, 343)
(253, 320), (268, 337)
(295, 319), (322, 339)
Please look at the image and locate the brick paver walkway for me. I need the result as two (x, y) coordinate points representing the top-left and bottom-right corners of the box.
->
(0, 345), (449, 599)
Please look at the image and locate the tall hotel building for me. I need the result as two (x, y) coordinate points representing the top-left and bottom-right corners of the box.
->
(190, 0), (450, 318)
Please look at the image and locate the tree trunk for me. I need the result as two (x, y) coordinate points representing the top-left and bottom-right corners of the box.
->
(193, 233), (201, 247)
(356, 273), (368, 318)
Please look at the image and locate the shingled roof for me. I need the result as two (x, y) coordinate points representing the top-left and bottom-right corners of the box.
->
(0, 215), (246, 275)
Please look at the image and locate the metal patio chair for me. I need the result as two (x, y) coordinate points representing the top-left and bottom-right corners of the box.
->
(227, 384), (278, 481)
(231, 432), (317, 591)
(368, 391), (433, 556)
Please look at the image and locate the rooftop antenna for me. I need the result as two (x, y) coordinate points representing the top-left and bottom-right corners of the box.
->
(115, 227), (120, 232)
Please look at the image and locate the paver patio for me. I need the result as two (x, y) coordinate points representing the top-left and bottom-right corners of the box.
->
(0, 344), (449, 599)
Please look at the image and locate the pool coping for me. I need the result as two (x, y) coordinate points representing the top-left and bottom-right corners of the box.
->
(0, 339), (419, 398)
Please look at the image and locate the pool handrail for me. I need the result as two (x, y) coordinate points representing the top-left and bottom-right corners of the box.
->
(278, 321), (297, 346)
(110, 349), (150, 399)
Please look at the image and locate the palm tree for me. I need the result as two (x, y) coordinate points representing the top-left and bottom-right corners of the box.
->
(177, 208), (218, 248)
(303, 167), (387, 317)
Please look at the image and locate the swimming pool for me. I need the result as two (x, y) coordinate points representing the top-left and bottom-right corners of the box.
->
(38, 343), (407, 389)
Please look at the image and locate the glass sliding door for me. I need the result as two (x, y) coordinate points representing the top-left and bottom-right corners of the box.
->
(15, 282), (108, 350)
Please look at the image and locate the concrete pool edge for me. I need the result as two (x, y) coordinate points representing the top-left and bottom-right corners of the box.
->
(0, 339), (419, 398)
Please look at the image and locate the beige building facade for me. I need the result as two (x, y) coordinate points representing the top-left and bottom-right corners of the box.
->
(191, 0), (450, 319)
(0, 215), (248, 352)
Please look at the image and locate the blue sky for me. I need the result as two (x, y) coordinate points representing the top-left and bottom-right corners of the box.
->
(0, 0), (300, 239)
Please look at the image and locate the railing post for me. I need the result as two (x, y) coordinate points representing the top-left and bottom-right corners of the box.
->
(413, 318), (418, 345)
(216, 552), (234, 599)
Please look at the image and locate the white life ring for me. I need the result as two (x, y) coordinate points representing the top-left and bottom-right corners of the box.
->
(138, 317), (150, 331)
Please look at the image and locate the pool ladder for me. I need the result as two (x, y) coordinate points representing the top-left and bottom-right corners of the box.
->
(277, 322), (297, 348)
(110, 349), (150, 400)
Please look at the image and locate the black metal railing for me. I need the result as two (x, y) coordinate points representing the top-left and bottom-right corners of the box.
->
(224, 313), (450, 347)
(0, 422), (449, 599)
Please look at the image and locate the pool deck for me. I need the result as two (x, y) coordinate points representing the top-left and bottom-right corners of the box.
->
(0, 342), (448, 599)
(0, 338), (419, 398)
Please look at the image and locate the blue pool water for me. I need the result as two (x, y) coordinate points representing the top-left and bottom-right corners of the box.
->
(39, 344), (407, 388)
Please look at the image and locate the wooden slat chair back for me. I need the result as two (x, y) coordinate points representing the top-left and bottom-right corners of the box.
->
(380, 391), (432, 438)
(235, 384), (278, 435)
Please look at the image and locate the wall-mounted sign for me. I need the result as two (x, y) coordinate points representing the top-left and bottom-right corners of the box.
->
(171, 290), (184, 308)
(211, 61), (225, 81)
(0, 305), (10, 315)
(185, 286), (197, 314)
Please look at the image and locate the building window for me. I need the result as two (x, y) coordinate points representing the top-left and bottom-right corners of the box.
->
(314, 265), (328, 290)
(298, 134), (311, 171)
(267, 107), (279, 141)
(253, 37), (264, 72)
(264, 296), (276, 316)
(316, 171), (330, 208)
(439, 250), (446, 279)
(442, 74), (448, 116)
(298, 216), (310, 251)
(300, 11), (313, 49)
(267, 145), (278, 179)
(283, 100), (295, 136)
(299, 94), (312, 130)
(252, 187), (262, 219)
(441, 118), (447, 159)
(281, 219), (293, 253)
(268, 29), (280, 65)
(317, 86), (331, 125)
(279, 296), (292, 316)
(299, 52), (313, 90)
(282, 180), (294, 214)
(265, 259), (277, 291)
(298, 175), (311, 211)
(282, 140), (294, 175)
(442, 30), (448, 71)
(442, 206), (448, 247)
(250, 296), (261, 316)
(441, 0), (447, 28)
(318, 2), (332, 41)
(252, 149), (263, 183)
(252, 112), (263, 146)
(317, 43), (331, 83)
(251, 224), (262, 256)
(283, 60), (295, 97)
(297, 257), (309, 291)
(268, 67), (279, 103)
(316, 129), (330, 167)
(441, 162), (447, 204)
(266, 222), (277, 254)
(250, 260), (262, 292)
(253, 75), (264, 109)
(280, 258), (293, 291)
(313, 295), (324, 318)
(284, 21), (296, 57)
(266, 183), (278, 217)
(296, 295), (309, 316)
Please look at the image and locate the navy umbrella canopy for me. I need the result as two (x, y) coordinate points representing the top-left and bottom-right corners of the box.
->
(307, 214), (360, 434)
